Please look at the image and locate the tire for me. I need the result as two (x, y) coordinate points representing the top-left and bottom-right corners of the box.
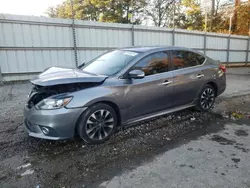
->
(77, 103), (118, 144)
(196, 84), (216, 112)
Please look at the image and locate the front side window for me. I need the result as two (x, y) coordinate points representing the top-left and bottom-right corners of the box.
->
(133, 52), (169, 76)
(172, 51), (203, 69)
(82, 50), (140, 76)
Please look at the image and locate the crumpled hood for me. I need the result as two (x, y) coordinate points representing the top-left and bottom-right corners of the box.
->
(30, 67), (108, 86)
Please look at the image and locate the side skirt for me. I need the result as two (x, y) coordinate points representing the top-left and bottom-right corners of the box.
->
(123, 104), (195, 126)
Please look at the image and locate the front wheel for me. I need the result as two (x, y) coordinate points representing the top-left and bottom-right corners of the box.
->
(77, 103), (118, 144)
(196, 84), (216, 112)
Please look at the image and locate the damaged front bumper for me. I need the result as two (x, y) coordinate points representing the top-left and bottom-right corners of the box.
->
(24, 106), (87, 140)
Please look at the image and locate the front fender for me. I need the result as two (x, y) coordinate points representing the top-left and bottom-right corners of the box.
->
(66, 86), (119, 108)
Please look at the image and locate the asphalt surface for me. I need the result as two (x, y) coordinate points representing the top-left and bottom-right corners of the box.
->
(100, 120), (250, 188)
(0, 68), (250, 188)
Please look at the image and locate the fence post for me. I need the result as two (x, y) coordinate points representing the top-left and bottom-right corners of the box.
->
(245, 37), (250, 66)
(172, 28), (175, 46)
(0, 65), (3, 84)
(226, 34), (231, 65)
(72, 19), (78, 67)
(204, 32), (207, 56)
(131, 24), (135, 46)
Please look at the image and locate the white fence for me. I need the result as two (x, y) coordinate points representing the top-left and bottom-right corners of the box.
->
(0, 14), (249, 81)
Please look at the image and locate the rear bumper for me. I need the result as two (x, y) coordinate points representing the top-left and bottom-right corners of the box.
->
(217, 83), (226, 96)
(24, 106), (87, 140)
(217, 74), (226, 96)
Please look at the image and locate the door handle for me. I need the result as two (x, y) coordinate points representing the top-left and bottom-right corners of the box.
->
(160, 80), (173, 86)
(196, 74), (204, 78)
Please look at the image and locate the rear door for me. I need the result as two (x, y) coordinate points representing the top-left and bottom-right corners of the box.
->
(170, 50), (206, 107)
(125, 51), (175, 119)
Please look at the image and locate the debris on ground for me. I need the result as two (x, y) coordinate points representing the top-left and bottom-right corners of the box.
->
(231, 112), (244, 119)
(21, 169), (34, 176)
(190, 117), (196, 121)
(17, 163), (31, 170)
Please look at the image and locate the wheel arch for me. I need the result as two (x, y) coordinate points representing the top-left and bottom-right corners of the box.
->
(74, 100), (122, 137)
(206, 81), (218, 97)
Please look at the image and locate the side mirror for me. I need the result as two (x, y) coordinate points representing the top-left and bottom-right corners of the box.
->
(129, 69), (145, 79)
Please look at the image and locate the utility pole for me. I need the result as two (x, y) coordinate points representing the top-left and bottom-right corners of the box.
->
(249, 0), (250, 35)
(233, 0), (241, 34)
(210, 0), (215, 31)
(205, 12), (208, 32)
(211, 0), (215, 16)
(173, 1), (176, 29)
(229, 15), (233, 34)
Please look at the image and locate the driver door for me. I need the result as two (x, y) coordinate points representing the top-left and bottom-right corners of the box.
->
(124, 51), (175, 120)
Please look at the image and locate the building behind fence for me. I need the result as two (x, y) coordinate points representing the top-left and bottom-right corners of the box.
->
(0, 14), (250, 81)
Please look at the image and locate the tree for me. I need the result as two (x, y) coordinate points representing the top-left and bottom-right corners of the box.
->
(46, 0), (147, 24)
(45, 0), (99, 20)
(45, 0), (249, 36)
(96, 0), (147, 24)
(234, 1), (250, 35)
(145, 0), (175, 27)
(167, 1), (187, 28)
(45, 7), (58, 18)
(182, 0), (204, 30)
(171, 0), (204, 30)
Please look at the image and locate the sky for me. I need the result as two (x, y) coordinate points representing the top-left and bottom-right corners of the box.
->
(0, 0), (247, 17)
(0, 0), (64, 16)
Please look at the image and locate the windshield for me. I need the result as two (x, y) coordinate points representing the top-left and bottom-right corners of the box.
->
(82, 50), (140, 76)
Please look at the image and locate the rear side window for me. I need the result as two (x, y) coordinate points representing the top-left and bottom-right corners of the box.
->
(133, 52), (169, 76)
(172, 51), (204, 69)
(196, 54), (206, 64)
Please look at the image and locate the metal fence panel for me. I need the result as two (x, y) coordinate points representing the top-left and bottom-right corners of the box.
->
(134, 31), (172, 46)
(230, 38), (248, 50)
(0, 50), (75, 74)
(206, 51), (227, 62)
(0, 13), (249, 81)
(76, 28), (132, 48)
(134, 25), (173, 46)
(175, 33), (204, 49)
(206, 36), (228, 50)
(78, 50), (107, 65)
(229, 52), (247, 62)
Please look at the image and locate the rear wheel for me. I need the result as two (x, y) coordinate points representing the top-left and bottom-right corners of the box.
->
(77, 103), (117, 144)
(196, 84), (216, 112)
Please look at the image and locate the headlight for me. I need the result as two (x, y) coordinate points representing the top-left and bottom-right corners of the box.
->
(35, 97), (73, 110)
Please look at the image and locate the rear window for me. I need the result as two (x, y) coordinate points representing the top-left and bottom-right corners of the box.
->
(172, 50), (206, 70)
(172, 51), (198, 69)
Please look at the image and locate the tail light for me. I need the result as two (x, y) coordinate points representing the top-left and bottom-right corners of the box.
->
(219, 65), (226, 73)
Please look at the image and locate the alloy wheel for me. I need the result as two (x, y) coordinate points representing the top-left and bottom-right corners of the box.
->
(85, 109), (114, 140)
(200, 88), (215, 110)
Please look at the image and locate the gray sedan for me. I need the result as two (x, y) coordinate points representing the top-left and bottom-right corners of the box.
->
(24, 46), (226, 144)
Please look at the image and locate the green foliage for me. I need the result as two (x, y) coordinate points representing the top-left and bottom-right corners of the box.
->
(235, 2), (250, 35)
(46, 0), (147, 24)
(178, 0), (204, 30)
(145, 0), (175, 27)
(45, 0), (249, 36)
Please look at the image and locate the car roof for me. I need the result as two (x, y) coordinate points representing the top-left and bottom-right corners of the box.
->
(120, 46), (205, 57)
(120, 46), (197, 53)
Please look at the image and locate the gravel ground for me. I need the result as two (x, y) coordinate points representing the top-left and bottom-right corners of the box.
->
(0, 70), (250, 188)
